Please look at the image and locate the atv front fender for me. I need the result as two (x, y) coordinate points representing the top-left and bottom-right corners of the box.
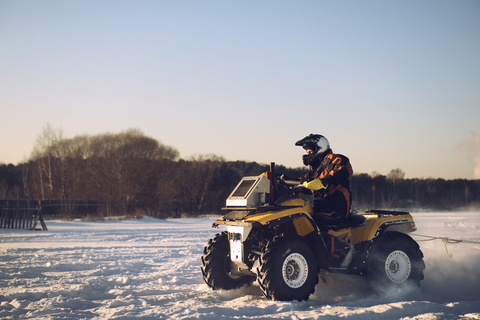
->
(216, 210), (330, 271)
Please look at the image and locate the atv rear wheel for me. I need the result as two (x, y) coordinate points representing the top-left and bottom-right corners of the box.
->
(201, 232), (255, 290)
(257, 236), (319, 301)
(366, 232), (425, 294)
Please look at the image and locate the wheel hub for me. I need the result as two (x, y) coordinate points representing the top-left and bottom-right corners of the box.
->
(389, 260), (400, 273)
(285, 261), (299, 280)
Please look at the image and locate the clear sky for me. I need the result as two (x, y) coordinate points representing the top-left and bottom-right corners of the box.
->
(1, 0), (479, 180)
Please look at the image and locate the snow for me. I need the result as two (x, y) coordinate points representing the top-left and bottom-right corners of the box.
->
(1, 212), (480, 319)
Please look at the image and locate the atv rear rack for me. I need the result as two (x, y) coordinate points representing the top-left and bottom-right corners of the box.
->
(221, 205), (302, 211)
(365, 209), (410, 216)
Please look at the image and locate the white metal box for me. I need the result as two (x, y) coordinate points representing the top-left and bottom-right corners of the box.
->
(225, 175), (271, 207)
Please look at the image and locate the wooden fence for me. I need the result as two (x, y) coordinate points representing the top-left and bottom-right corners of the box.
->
(0, 207), (48, 231)
(0, 199), (100, 219)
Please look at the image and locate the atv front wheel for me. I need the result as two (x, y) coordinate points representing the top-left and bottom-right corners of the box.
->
(201, 232), (255, 290)
(366, 232), (425, 294)
(257, 236), (319, 301)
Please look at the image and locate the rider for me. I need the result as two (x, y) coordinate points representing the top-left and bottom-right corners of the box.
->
(295, 134), (353, 226)
(293, 134), (354, 267)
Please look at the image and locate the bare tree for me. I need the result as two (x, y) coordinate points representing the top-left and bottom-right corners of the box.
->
(83, 129), (179, 216)
(177, 154), (225, 216)
(51, 134), (81, 219)
(386, 168), (405, 207)
(30, 123), (63, 199)
(21, 158), (30, 202)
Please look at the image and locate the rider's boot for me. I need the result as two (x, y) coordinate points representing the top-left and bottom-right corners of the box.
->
(325, 235), (354, 268)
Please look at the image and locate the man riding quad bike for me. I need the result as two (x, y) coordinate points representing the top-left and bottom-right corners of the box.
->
(291, 134), (355, 267)
(201, 135), (425, 301)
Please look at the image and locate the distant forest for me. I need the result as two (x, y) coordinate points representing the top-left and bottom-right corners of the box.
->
(1, 125), (479, 219)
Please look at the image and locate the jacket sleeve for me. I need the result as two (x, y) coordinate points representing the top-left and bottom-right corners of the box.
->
(320, 154), (353, 187)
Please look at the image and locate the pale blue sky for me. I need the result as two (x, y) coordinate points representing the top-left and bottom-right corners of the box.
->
(1, 1), (479, 179)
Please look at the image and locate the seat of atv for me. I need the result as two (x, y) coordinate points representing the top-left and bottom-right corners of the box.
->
(321, 214), (367, 231)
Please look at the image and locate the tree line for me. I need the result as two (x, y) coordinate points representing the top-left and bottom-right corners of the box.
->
(1, 125), (479, 219)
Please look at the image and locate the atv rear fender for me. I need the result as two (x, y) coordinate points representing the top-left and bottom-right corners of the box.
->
(328, 211), (417, 245)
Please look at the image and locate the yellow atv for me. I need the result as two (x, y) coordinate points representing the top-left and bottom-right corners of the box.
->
(201, 164), (425, 301)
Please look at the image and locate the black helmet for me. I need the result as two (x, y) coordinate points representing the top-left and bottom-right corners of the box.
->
(295, 134), (331, 166)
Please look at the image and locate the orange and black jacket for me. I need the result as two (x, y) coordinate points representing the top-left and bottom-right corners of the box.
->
(303, 150), (353, 216)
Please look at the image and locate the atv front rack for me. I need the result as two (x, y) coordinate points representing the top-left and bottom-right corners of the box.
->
(220, 205), (303, 220)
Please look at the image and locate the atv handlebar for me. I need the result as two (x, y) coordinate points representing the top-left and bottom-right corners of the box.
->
(281, 178), (302, 186)
(269, 163), (306, 202)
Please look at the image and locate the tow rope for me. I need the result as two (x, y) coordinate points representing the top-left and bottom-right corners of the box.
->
(412, 234), (480, 257)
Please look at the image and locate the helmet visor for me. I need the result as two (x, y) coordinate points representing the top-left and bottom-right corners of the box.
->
(302, 142), (318, 152)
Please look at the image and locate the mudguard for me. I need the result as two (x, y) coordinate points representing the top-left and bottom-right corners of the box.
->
(215, 197), (330, 270)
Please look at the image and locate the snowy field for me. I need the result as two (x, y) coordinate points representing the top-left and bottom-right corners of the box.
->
(1, 212), (480, 319)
